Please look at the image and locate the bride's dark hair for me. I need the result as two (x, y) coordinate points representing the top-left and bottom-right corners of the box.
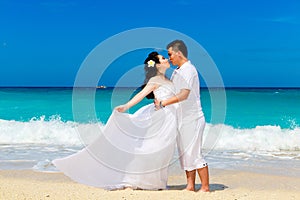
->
(141, 51), (160, 99)
(144, 51), (160, 84)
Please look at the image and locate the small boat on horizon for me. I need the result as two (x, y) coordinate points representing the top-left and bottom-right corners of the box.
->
(96, 85), (107, 89)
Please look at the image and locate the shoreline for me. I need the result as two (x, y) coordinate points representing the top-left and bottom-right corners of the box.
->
(1, 168), (299, 200)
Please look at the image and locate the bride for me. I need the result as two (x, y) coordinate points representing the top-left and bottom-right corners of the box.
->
(53, 52), (178, 190)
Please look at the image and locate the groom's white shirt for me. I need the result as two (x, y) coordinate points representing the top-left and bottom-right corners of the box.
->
(171, 61), (204, 122)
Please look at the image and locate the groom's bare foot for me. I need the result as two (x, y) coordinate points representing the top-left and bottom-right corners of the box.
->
(183, 186), (195, 192)
(198, 187), (210, 192)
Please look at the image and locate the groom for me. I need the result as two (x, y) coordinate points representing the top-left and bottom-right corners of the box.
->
(155, 40), (209, 192)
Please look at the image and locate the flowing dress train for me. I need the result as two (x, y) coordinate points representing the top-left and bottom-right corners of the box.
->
(52, 84), (178, 190)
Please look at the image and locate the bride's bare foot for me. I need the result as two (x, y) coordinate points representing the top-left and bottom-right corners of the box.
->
(124, 187), (134, 191)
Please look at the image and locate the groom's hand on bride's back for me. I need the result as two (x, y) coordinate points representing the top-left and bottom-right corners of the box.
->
(154, 98), (160, 110)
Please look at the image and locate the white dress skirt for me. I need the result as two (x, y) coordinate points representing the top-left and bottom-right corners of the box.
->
(52, 84), (178, 190)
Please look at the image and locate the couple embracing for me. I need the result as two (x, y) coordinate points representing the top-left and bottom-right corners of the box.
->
(53, 40), (210, 192)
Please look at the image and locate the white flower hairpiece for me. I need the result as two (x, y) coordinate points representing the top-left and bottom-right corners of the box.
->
(147, 60), (155, 67)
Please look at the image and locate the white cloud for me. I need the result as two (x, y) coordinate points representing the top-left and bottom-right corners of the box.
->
(40, 1), (78, 7)
(262, 16), (300, 25)
(2, 41), (7, 47)
(174, 0), (191, 6)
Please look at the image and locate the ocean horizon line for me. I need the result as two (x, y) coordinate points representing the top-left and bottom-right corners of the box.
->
(1, 86), (300, 90)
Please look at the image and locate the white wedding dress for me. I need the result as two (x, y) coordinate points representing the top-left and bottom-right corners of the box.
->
(53, 83), (178, 190)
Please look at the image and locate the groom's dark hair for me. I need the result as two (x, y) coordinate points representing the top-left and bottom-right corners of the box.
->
(167, 40), (188, 57)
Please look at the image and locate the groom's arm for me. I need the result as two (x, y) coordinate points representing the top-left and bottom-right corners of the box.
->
(155, 89), (190, 109)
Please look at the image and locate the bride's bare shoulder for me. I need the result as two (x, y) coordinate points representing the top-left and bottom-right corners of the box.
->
(148, 76), (162, 83)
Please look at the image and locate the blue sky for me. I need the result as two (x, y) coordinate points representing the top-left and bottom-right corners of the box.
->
(1, 0), (300, 87)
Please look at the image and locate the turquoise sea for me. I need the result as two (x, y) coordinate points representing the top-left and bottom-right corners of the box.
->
(0, 87), (299, 176)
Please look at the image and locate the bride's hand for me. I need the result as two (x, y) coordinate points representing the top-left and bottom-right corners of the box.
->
(115, 105), (127, 113)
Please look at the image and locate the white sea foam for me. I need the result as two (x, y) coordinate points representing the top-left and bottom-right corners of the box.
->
(1, 117), (299, 152)
(0, 116), (103, 146)
(1, 117), (300, 173)
(204, 124), (300, 152)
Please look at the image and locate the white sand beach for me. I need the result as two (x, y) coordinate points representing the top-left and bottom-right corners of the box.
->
(1, 168), (299, 200)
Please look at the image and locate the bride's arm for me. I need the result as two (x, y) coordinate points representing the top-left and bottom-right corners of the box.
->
(115, 83), (157, 112)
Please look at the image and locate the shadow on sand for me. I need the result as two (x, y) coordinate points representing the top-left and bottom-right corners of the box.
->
(167, 183), (228, 192)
